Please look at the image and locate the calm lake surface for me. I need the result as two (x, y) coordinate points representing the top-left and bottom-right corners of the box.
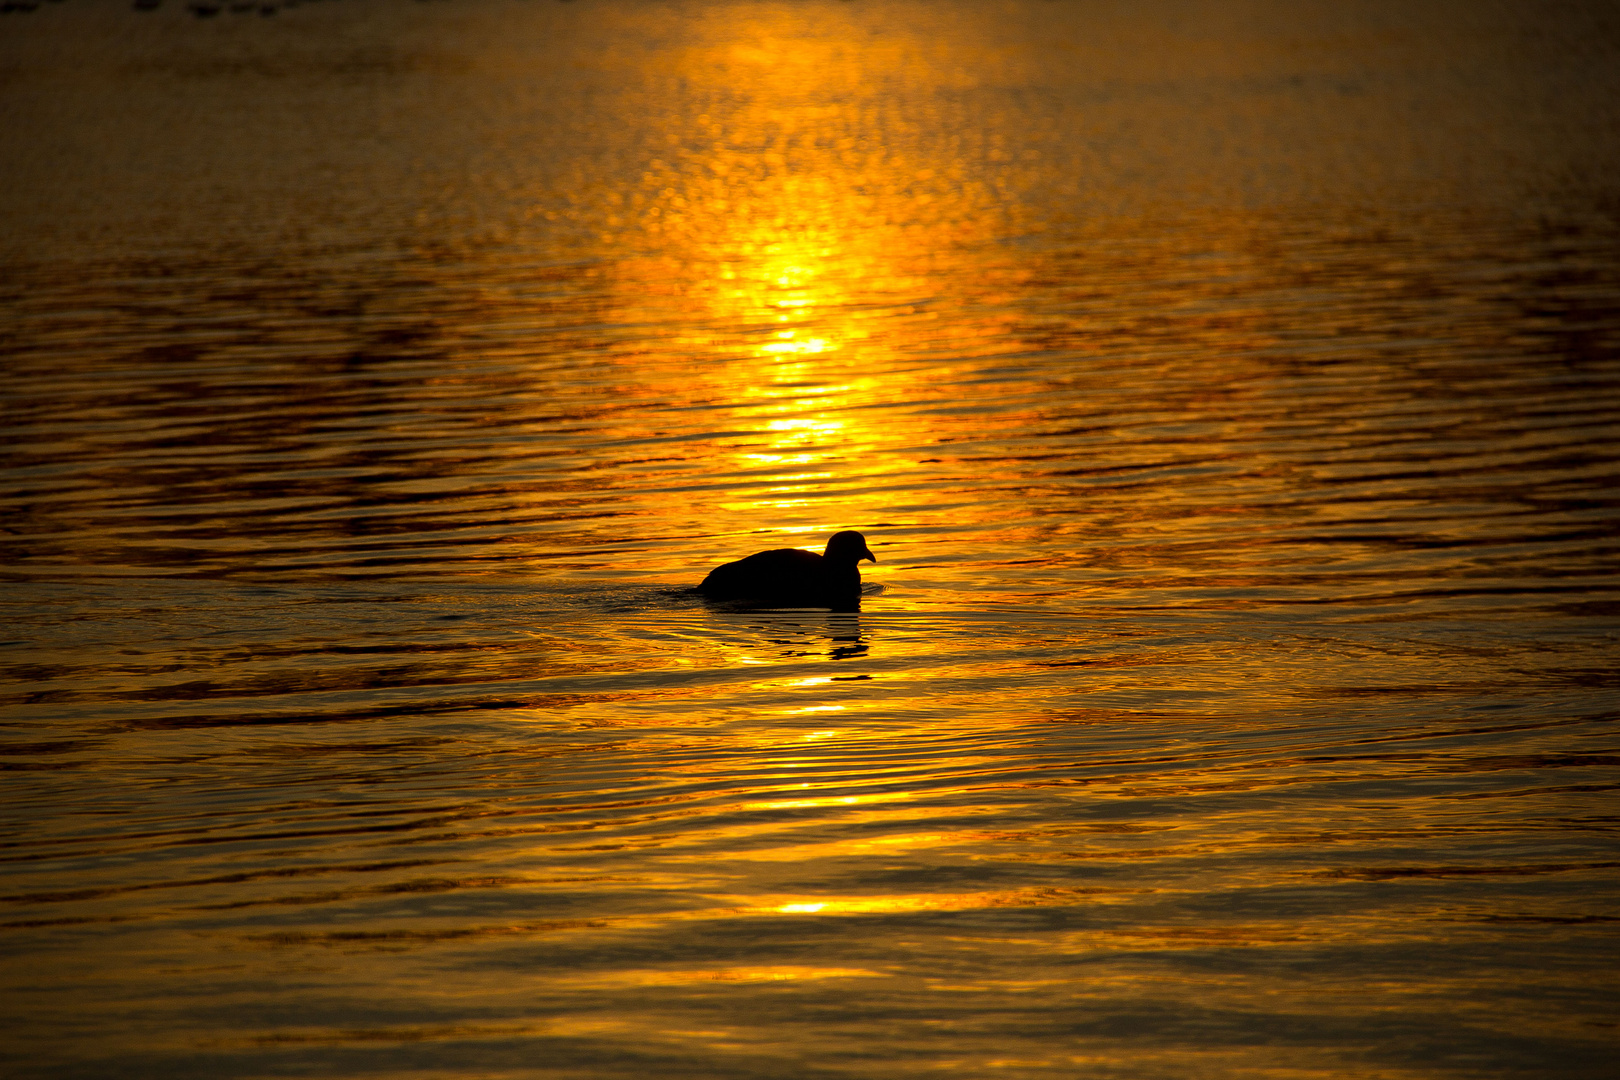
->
(3, 1), (1619, 1077)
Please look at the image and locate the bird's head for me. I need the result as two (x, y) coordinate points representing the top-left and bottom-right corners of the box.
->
(825, 530), (876, 563)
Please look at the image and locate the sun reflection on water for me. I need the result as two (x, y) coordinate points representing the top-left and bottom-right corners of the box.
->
(568, 3), (1020, 545)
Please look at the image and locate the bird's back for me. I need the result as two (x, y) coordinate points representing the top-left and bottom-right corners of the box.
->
(698, 548), (824, 600)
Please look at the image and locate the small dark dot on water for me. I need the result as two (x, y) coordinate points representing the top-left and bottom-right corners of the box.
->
(832, 675), (872, 681)
(435, 614), (470, 621)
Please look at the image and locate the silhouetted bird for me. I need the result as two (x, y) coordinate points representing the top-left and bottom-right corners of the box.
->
(697, 530), (876, 609)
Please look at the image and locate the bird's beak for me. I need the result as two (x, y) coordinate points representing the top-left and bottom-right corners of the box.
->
(864, 548), (876, 563)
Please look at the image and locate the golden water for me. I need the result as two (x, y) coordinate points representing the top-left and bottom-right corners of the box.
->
(3, 1), (1618, 1077)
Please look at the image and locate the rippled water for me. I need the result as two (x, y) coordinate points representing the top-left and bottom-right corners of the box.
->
(4, 1), (1619, 1077)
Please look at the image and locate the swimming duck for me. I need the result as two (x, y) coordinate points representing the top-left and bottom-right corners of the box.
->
(697, 530), (876, 608)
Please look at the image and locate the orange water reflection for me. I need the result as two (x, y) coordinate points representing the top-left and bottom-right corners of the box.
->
(572, 2), (1022, 553)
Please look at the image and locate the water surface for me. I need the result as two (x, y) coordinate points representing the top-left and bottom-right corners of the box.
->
(3, 1), (1619, 1077)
